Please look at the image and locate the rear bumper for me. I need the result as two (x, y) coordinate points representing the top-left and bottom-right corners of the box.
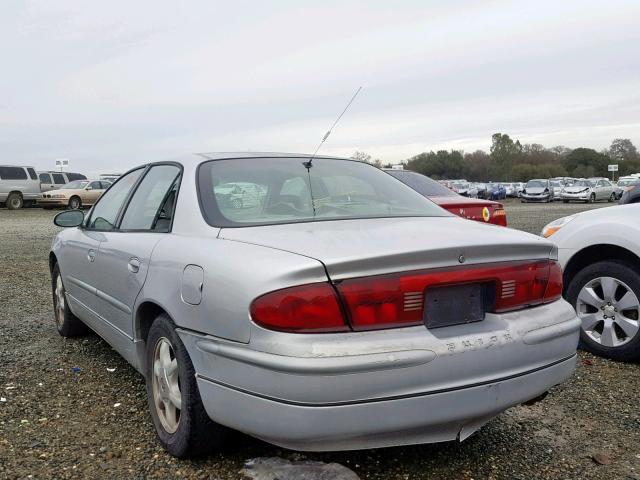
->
(179, 300), (579, 450)
(195, 354), (576, 451)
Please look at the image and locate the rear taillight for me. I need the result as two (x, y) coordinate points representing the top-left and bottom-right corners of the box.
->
(250, 260), (563, 333)
(491, 207), (507, 226)
(250, 283), (349, 333)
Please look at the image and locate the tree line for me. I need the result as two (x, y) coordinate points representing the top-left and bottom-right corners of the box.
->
(352, 135), (640, 182)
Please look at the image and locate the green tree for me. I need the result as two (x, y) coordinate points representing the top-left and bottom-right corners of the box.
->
(563, 148), (609, 177)
(490, 133), (522, 179)
(350, 151), (382, 168)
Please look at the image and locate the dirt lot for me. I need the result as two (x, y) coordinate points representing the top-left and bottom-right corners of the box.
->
(1, 201), (639, 480)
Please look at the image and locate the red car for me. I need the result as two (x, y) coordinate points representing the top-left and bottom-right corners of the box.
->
(384, 169), (507, 226)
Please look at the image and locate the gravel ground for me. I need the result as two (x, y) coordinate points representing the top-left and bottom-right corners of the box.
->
(1, 201), (639, 480)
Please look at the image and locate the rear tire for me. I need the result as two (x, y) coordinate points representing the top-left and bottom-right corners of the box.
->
(566, 260), (640, 362)
(562, 200), (569, 203)
(6, 192), (23, 210)
(589, 193), (596, 203)
(145, 314), (227, 457)
(52, 264), (89, 337)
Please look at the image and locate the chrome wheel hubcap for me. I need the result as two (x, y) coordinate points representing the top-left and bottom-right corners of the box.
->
(152, 337), (182, 433)
(577, 276), (640, 347)
(54, 275), (65, 328)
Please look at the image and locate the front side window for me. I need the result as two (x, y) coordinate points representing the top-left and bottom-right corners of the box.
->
(64, 180), (89, 189)
(120, 165), (181, 231)
(39, 173), (52, 183)
(52, 173), (66, 184)
(0, 166), (27, 180)
(87, 169), (143, 230)
(198, 157), (447, 227)
(67, 173), (86, 181)
(88, 181), (102, 190)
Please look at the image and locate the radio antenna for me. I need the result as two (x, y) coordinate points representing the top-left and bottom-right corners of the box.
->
(303, 86), (362, 169)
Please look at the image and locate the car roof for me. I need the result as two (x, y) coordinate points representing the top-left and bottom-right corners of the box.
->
(193, 152), (350, 162)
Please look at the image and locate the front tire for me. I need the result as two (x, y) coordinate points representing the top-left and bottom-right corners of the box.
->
(589, 193), (596, 203)
(52, 264), (89, 337)
(145, 314), (227, 457)
(68, 196), (82, 210)
(566, 260), (640, 362)
(609, 192), (616, 202)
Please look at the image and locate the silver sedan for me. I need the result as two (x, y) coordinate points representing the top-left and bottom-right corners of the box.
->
(50, 153), (579, 457)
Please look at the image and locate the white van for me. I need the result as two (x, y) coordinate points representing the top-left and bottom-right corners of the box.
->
(37, 171), (87, 193)
(0, 165), (41, 209)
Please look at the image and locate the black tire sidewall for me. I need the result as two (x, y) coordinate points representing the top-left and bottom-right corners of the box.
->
(566, 260), (640, 361)
(145, 314), (224, 457)
(69, 197), (81, 210)
(51, 264), (88, 337)
(7, 193), (23, 210)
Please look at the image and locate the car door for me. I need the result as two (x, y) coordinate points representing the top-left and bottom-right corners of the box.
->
(83, 181), (104, 205)
(601, 180), (614, 199)
(61, 169), (144, 317)
(91, 164), (181, 339)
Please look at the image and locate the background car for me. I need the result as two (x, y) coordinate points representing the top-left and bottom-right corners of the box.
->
(521, 179), (553, 202)
(561, 178), (616, 203)
(384, 169), (507, 226)
(616, 177), (640, 202)
(50, 154), (577, 457)
(38, 171), (87, 192)
(619, 183), (640, 204)
(486, 182), (506, 200)
(38, 179), (111, 209)
(0, 165), (41, 209)
(550, 180), (564, 200)
(542, 204), (640, 361)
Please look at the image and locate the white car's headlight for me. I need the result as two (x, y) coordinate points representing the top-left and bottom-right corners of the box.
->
(541, 215), (576, 238)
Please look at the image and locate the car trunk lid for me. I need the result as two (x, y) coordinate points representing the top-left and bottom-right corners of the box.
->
(219, 216), (553, 281)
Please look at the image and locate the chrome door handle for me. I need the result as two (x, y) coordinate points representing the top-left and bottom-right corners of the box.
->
(87, 249), (96, 262)
(128, 258), (141, 273)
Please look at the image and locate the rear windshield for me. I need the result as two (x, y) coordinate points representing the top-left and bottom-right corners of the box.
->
(384, 170), (456, 197)
(198, 157), (447, 227)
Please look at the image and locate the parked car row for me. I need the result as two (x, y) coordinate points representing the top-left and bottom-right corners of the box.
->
(0, 164), (119, 209)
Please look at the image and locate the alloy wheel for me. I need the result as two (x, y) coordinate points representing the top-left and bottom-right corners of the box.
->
(576, 276), (640, 348)
(152, 337), (182, 434)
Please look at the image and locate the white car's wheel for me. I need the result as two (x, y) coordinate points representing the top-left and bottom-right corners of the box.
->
(567, 260), (640, 361)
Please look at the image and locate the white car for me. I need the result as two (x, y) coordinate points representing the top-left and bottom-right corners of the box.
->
(542, 204), (640, 361)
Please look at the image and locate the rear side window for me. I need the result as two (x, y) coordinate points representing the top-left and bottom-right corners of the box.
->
(67, 173), (86, 181)
(52, 173), (66, 184)
(100, 181), (112, 189)
(27, 168), (37, 180)
(39, 173), (52, 183)
(0, 167), (28, 180)
(87, 169), (144, 231)
(120, 165), (181, 232)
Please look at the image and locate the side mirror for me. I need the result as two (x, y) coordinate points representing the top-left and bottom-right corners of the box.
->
(54, 210), (84, 228)
(86, 186), (93, 190)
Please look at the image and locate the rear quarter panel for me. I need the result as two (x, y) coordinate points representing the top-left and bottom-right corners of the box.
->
(138, 234), (329, 343)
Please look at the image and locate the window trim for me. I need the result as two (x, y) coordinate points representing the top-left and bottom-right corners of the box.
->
(83, 162), (183, 234)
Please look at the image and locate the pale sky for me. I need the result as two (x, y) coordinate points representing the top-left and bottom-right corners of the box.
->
(2, 0), (640, 174)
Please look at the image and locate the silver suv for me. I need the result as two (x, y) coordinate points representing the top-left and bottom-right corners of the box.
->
(38, 171), (87, 193)
(0, 165), (41, 209)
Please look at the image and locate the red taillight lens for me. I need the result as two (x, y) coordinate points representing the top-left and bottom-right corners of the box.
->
(543, 260), (563, 303)
(491, 207), (508, 226)
(250, 283), (348, 333)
